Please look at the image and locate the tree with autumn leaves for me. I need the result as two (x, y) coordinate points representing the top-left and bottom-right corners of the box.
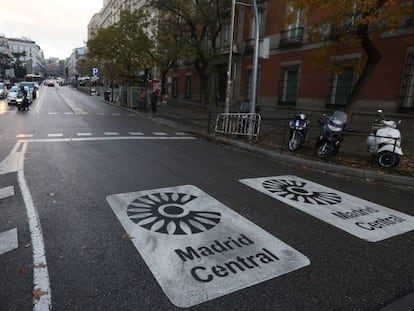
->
(287, 0), (414, 121)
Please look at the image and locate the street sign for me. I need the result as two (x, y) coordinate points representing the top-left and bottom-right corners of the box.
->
(91, 67), (99, 77)
(240, 175), (414, 242)
(107, 185), (310, 307)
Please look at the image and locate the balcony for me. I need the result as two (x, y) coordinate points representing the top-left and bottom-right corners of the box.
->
(279, 27), (304, 48)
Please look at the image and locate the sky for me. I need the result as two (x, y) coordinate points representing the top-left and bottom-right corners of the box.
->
(0, 0), (103, 59)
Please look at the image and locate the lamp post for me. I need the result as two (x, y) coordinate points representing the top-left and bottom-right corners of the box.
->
(224, 0), (236, 114)
(224, 0), (252, 114)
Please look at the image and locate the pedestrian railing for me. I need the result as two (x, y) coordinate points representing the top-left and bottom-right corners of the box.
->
(214, 113), (261, 139)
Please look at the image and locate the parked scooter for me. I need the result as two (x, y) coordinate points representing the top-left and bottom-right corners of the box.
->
(366, 109), (403, 168)
(288, 112), (309, 151)
(315, 111), (347, 159)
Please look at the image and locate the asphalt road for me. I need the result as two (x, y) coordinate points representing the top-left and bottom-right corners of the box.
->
(0, 85), (414, 311)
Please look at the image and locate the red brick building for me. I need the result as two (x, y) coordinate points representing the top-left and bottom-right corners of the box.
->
(167, 1), (414, 113)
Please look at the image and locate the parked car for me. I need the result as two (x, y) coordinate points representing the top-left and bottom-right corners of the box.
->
(7, 86), (33, 105)
(0, 82), (7, 99)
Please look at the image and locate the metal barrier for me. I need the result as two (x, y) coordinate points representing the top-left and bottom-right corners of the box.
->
(214, 113), (261, 139)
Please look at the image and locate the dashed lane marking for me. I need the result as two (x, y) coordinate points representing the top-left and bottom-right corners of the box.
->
(153, 132), (168, 136)
(76, 133), (92, 136)
(104, 132), (119, 136)
(128, 132), (144, 136)
(16, 134), (33, 138)
(0, 185), (15, 200)
(0, 228), (18, 256)
(48, 133), (64, 137)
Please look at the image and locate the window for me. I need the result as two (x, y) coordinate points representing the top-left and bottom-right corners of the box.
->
(250, 5), (266, 38)
(280, 4), (304, 47)
(278, 65), (300, 105)
(172, 77), (178, 98)
(400, 53), (414, 108)
(185, 75), (192, 99)
(287, 5), (304, 39)
(327, 62), (357, 106)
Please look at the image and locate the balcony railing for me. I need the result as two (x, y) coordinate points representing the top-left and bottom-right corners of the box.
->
(279, 27), (304, 48)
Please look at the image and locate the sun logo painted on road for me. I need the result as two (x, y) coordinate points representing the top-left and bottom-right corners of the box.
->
(262, 179), (342, 205)
(126, 192), (221, 235)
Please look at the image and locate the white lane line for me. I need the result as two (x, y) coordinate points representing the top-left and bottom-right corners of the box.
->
(96, 113), (105, 115)
(0, 228), (18, 255)
(128, 132), (144, 136)
(76, 133), (92, 136)
(175, 132), (187, 136)
(0, 141), (51, 309)
(0, 185), (15, 200)
(64, 112), (74, 115)
(111, 113), (121, 116)
(104, 132), (119, 136)
(48, 133), (63, 137)
(47, 112), (58, 115)
(153, 132), (168, 136)
(18, 167), (51, 310)
(17, 134), (34, 138)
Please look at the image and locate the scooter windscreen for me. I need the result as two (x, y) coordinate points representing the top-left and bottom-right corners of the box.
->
(327, 111), (347, 131)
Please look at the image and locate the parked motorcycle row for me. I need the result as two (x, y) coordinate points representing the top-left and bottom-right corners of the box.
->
(287, 110), (403, 168)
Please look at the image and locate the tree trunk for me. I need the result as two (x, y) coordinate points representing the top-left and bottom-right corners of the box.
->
(345, 25), (382, 123)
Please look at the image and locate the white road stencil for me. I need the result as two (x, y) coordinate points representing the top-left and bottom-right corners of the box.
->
(240, 175), (414, 242)
(107, 185), (310, 308)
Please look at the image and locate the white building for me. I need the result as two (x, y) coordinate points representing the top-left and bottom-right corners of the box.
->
(7, 37), (45, 76)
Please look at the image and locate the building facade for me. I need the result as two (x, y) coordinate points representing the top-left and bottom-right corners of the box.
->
(167, 1), (414, 113)
(7, 37), (45, 76)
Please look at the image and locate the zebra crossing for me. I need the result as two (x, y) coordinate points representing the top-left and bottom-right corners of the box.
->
(11, 131), (191, 140)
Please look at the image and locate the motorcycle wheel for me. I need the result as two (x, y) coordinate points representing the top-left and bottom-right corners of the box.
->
(317, 143), (330, 159)
(288, 133), (302, 151)
(378, 152), (400, 168)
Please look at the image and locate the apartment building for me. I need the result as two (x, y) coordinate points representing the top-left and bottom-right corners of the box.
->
(167, 1), (414, 113)
(6, 37), (45, 76)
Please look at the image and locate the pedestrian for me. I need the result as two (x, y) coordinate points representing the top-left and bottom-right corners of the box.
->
(150, 91), (157, 113)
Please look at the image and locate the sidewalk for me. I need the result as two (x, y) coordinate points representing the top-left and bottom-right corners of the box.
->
(102, 95), (414, 187)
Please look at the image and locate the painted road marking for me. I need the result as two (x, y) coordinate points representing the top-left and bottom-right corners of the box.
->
(48, 133), (64, 137)
(17, 136), (197, 143)
(76, 132), (92, 136)
(104, 132), (119, 136)
(128, 132), (144, 136)
(153, 132), (168, 136)
(107, 185), (310, 308)
(64, 112), (74, 115)
(0, 228), (18, 255)
(16, 134), (33, 138)
(48, 112), (58, 115)
(240, 175), (414, 242)
(0, 141), (51, 309)
(174, 132), (187, 136)
(0, 185), (14, 200)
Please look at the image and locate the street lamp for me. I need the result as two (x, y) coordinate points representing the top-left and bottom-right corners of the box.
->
(224, 0), (252, 114)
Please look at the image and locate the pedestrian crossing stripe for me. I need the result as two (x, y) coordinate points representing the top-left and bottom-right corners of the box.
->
(240, 175), (414, 242)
